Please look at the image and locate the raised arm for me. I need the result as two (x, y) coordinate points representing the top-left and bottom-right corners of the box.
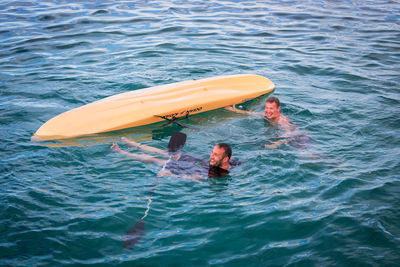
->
(111, 143), (167, 166)
(121, 137), (169, 157)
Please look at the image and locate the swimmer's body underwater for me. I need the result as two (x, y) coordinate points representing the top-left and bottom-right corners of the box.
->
(111, 133), (235, 180)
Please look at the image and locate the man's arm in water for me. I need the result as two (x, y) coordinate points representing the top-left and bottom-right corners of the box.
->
(225, 105), (264, 116)
(265, 139), (289, 149)
(121, 137), (169, 157)
(157, 169), (204, 181)
(111, 143), (167, 166)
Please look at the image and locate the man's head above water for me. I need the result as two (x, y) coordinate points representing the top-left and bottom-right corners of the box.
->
(264, 96), (281, 121)
(209, 143), (232, 170)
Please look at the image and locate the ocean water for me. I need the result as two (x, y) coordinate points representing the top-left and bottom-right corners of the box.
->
(1, 0), (400, 266)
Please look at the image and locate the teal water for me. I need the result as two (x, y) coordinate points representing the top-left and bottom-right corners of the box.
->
(1, 0), (400, 266)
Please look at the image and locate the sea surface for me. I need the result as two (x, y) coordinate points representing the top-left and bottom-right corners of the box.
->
(1, 0), (400, 266)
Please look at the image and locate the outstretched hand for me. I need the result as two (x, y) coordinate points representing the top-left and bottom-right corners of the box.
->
(265, 143), (279, 149)
(224, 105), (258, 116)
(265, 139), (287, 149)
(224, 105), (237, 111)
(111, 143), (121, 152)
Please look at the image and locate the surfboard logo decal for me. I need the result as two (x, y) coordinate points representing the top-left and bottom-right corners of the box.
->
(160, 106), (203, 119)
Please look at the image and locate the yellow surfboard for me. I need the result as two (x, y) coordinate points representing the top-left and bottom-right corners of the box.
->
(32, 74), (275, 141)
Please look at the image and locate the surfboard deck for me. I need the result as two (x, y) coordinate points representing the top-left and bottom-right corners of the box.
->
(32, 74), (275, 141)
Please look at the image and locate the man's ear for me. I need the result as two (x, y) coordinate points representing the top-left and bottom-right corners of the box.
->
(223, 155), (229, 164)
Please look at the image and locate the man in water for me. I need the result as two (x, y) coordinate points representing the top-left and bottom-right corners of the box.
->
(226, 96), (293, 129)
(111, 137), (233, 180)
(226, 96), (308, 149)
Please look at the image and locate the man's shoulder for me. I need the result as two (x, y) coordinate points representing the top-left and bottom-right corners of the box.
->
(279, 114), (291, 124)
(229, 158), (241, 167)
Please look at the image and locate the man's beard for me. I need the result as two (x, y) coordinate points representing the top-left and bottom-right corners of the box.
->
(209, 158), (222, 168)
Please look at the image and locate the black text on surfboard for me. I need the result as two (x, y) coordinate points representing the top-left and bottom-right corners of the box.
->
(161, 107), (203, 119)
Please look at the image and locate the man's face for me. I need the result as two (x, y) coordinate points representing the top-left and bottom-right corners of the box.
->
(209, 145), (227, 167)
(264, 102), (280, 120)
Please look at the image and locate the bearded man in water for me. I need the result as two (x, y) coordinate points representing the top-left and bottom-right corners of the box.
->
(111, 139), (233, 180)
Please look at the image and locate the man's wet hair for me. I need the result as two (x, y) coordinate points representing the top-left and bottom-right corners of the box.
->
(217, 143), (232, 159)
(266, 96), (280, 108)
